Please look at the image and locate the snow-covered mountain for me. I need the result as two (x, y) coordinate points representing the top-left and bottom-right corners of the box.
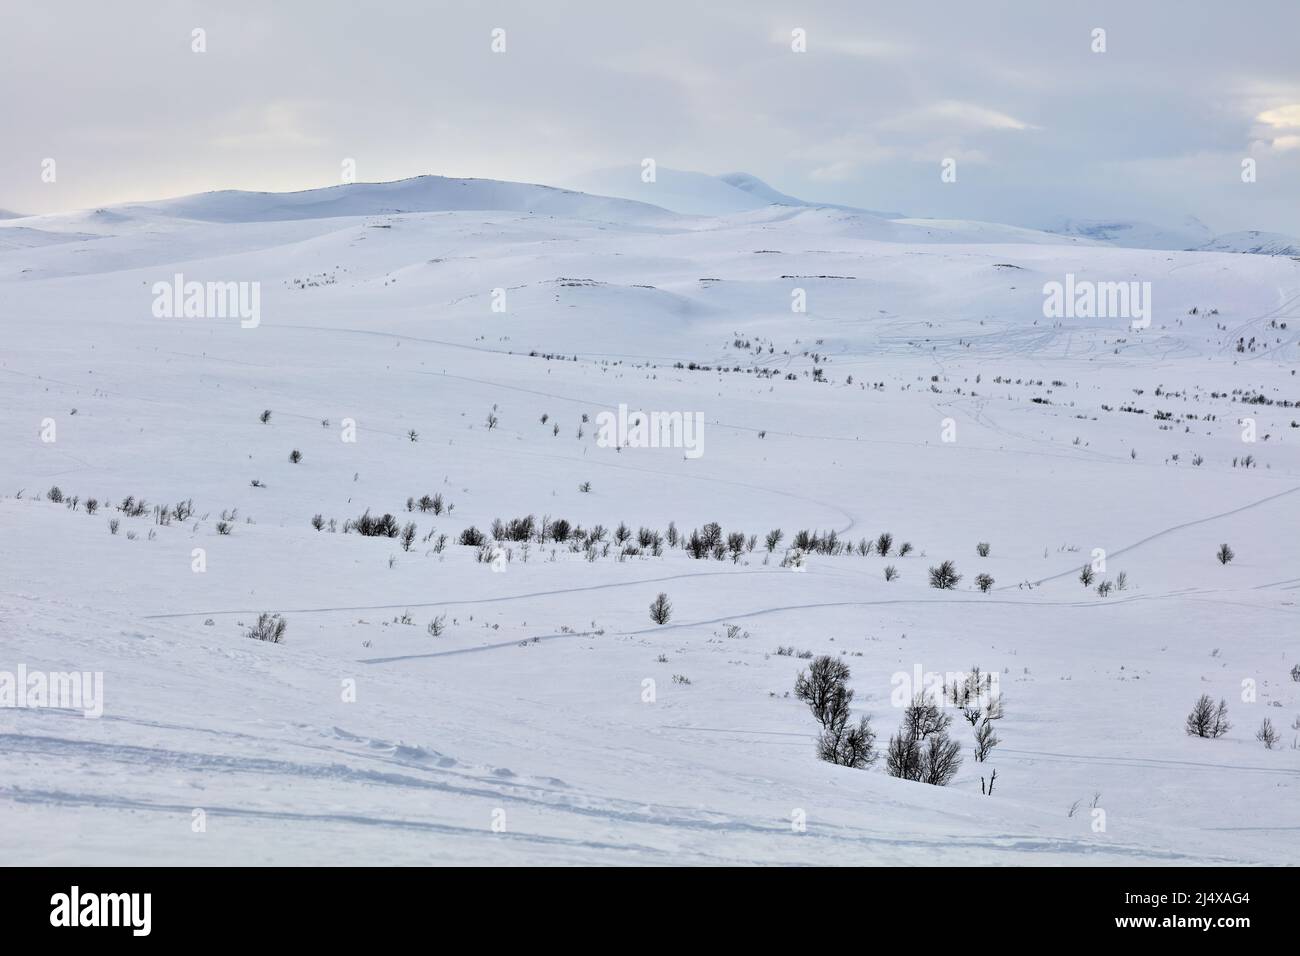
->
(1041, 216), (1300, 257)
(2, 175), (1297, 866)
(569, 166), (904, 218)
(716, 171), (904, 219)
(121, 175), (671, 225)
(1193, 230), (1300, 257)
(1040, 216), (1215, 251)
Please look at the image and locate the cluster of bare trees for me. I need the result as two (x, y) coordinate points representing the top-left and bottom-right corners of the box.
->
(794, 657), (877, 769)
(885, 698), (963, 786)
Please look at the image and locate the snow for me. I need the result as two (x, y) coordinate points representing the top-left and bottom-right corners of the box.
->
(1194, 230), (1300, 257)
(1, 176), (1297, 864)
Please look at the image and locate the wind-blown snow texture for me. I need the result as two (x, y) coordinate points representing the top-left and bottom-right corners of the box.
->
(1, 175), (1297, 865)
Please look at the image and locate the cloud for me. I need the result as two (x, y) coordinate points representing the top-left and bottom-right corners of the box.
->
(1256, 103), (1300, 128)
(878, 101), (1038, 134)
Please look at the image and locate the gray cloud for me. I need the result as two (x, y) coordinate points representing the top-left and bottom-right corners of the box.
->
(3, 0), (1297, 233)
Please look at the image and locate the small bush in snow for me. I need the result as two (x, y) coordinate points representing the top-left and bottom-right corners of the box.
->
(975, 573), (994, 593)
(1256, 718), (1279, 750)
(1217, 543), (1234, 565)
(289, 449), (302, 463)
(353, 511), (400, 538)
(649, 592), (672, 625)
(884, 565), (898, 582)
(794, 656), (852, 729)
(259, 409), (272, 423)
(246, 612), (287, 644)
(818, 715), (877, 769)
(976, 541), (990, 557)
(886, 697), (962, 785)
(47, 485), (64, 503)
(973, 719), (1000, 762)
(1185, 694), (1230, 738)
(928, 560), (960, 589)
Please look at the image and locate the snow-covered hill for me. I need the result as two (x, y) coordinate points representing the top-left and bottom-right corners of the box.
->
(2, 177), (1297, 865)
(1194, 230), (1300, 257)
(123, 175), (672, 225)
(1041, 216), (1215, 251)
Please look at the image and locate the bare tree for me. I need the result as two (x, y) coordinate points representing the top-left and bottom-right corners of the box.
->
(1185, 694), (1230, 738)
(928, 560), (961, 589)
(649, 592), (672, 625)
(920, 733), (963, 786)
(794, 656), (853, 729)
(1256, 718), (1279, 750)
(887, 695), (961, 785)
(246, 612), (287, 643)
(818, 714), (877, 769)
(973, 718), (1000, 762)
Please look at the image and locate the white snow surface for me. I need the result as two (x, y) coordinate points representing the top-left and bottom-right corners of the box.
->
(2, 176), (1298, 865)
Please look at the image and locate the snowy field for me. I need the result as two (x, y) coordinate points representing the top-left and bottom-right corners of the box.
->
(1, 176), (1297, 864)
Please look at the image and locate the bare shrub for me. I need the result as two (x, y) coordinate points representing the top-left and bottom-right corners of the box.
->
(1185, 694), (1230, 738)
(246, 612), (287, 643)
(1217, 543), (1234, 565)
(649, 592), (672, 625)
(818, 715), (877, 769)
(887, 696), (962, 785)
(353, 511), (400, 538)
(973, 718), (1000, 762)
(1256, 718), (1279, 750)
(794, 656), (852, 729)
(975, 572), (994, 593)
(928, 560), (960, 589)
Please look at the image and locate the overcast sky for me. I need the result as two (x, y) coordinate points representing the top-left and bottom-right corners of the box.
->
(4, 0), (1297, 233)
